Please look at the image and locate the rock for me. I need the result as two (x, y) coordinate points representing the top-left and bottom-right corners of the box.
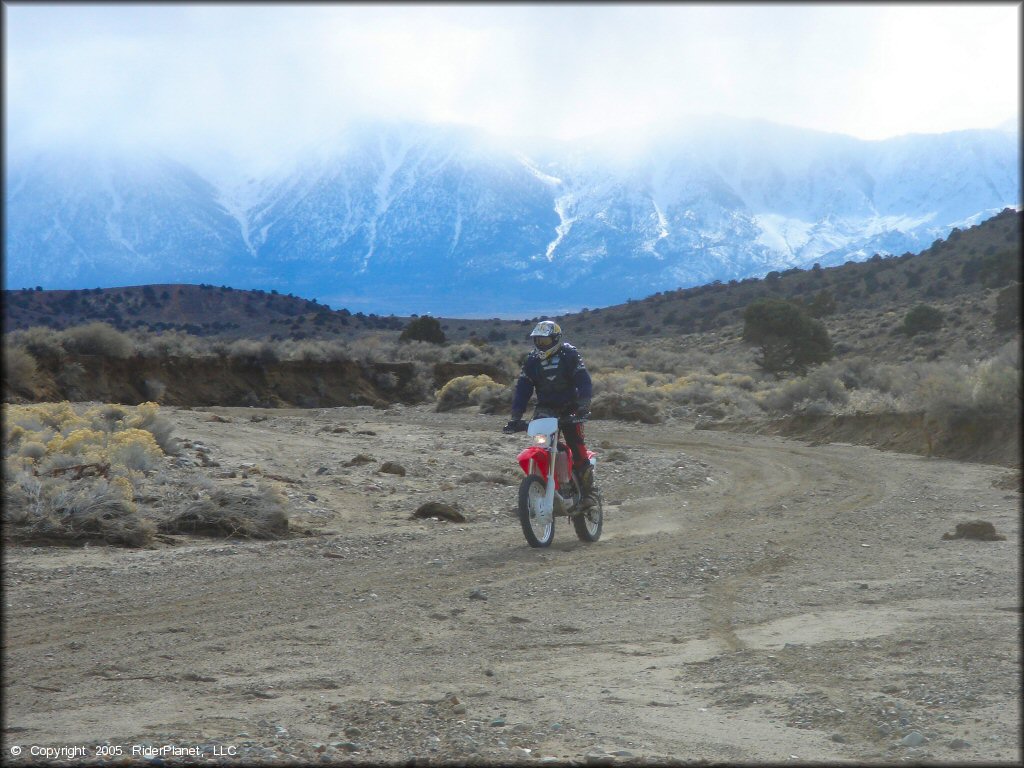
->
(453, 704), (467, 715)
(830, 733), (847, 743)
(948, 738), (971, 750)
(323, 551), (344, 559)
(490, 718), (506, 727)
(343, 726), (362, 739)
(378, 462), (406, 476)
(315, 467), (331, 475)
(942, 520), (1006, 541)
(469, 588), (488, 601)
(412, 501), (466, 523)
(900, 731), (925, 747)
(344, 454), (375, 467)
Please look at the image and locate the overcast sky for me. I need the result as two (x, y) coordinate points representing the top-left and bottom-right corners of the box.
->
(5, 3), (1020, 169)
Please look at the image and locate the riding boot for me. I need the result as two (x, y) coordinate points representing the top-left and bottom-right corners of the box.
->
(576, 465), (598, 510)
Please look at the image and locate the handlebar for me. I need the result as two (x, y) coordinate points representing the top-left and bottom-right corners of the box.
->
(503, 412), (588, 433)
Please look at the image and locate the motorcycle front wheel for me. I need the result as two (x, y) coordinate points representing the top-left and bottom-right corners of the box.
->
(572, 490), (603, 542)
(518, 474), (554, 547)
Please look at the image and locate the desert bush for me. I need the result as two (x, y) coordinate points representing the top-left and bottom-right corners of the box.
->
(471, 381), (513, 414)
(436, 375), (500, 412)
(590, 393), (664, 423)
(970, 342), (1021, 415)
(805, 289), (837, 318)
(3, 343), (37, 397)
(61, 322), (134, 358)
(3, 472), (155, 547)
(4, 401), (179, 463)
(131, 330), (205, 358)
(283, 338), (352, 362)
(11, 326), (65, 359)
(654, 372), (764, 419)
(158, 483), (288, 539)
(900, 304), (944, 336)
(108, 429), (165, 471)
(374, 371), (400, 390)
(993, 283), (1020, 332)
(225, 339), (279, 364)
(759, 367), (849, 414)
(18, 441), (48, 460)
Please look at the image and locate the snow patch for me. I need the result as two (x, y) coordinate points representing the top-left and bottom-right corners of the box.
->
(642, 198), (671, 256)
(753, 214), (813, 255)
(545, 192), (577, 261)
(363, 133), (414, 271)
(450, 205), (463, 256)
(517, 154), (562, 186)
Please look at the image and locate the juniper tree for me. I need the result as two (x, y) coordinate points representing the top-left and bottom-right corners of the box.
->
(742, 298), (833, 375)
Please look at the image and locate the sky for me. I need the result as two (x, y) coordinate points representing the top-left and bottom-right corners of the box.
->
(4, 2), (1021, 171)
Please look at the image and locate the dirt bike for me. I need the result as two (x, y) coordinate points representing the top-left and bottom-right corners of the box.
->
(510, 415), (603, 547)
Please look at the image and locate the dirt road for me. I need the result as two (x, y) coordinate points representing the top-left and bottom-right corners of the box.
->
(3, 405), (1020, 764)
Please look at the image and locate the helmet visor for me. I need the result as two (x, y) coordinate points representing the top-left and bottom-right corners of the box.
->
(533, 335), (557, 352)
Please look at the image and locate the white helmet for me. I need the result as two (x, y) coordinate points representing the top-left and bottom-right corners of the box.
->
(529, 320), (562, 359)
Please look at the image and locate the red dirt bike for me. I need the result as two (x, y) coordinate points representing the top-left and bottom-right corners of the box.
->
(510, 415), (603, 547)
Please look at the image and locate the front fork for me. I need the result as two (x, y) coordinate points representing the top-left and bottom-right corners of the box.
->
(527, 454), (559, 517)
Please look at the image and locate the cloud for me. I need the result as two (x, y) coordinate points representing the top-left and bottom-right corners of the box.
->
(5, 3), (1019, 166)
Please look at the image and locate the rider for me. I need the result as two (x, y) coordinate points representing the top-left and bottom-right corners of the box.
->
(503, 320), (598, 509)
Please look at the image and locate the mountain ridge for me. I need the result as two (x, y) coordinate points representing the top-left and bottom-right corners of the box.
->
(5, 117), (1019, 315)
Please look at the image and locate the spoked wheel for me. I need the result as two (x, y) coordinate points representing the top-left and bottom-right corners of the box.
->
(572, 490), (603, 542)
(518, 474), (554, 548)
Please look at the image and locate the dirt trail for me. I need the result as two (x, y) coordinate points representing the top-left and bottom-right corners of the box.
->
(3, 405), (1020, 764)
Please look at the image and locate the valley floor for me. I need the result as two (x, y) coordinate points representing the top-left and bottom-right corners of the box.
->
(3, 405), (1020, 765)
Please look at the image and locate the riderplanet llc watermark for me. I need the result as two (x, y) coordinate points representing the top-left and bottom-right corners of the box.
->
(9, 744), (237, 759)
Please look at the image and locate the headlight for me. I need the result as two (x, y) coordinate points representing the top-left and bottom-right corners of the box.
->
(533, 434), (549, 446)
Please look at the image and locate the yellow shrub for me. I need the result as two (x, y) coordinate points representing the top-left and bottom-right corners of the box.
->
(125, 402), (161, 430)
(83, 404), (130, 430)
(110, 475), (136, 503)
(47, 428), (108, 456)
(108, 429), (163, 462)
(5, 424), (27, 448)
(23, 402), (83, 431)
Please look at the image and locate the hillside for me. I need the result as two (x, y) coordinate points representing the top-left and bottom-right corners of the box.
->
(2, 284), (405, 339)
(4, 207), (1019, 366)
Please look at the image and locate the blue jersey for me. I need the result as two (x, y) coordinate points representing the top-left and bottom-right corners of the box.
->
(511, 342), (592, 415)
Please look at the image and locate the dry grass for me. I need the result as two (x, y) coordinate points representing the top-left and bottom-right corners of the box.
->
(61, 322), (134, 358)
(4, 402), (186, 547)
(158, 483), (289, 539)
(2, 342), (38, 398)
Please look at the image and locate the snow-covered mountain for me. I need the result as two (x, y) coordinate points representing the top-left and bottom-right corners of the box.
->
(5, 117), (1019, 315)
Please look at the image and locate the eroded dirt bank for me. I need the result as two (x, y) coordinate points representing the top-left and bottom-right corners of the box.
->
(3, 405), (1020, 765)
(23, 355), (508, 408)
(710, 411), (1021, 469)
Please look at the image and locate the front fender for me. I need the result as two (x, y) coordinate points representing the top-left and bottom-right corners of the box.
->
(517, 446), (551, 482)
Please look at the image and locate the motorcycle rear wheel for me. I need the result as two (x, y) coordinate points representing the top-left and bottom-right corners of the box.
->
(572, 491), (603, 542)
(518, 474), (554, 548)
